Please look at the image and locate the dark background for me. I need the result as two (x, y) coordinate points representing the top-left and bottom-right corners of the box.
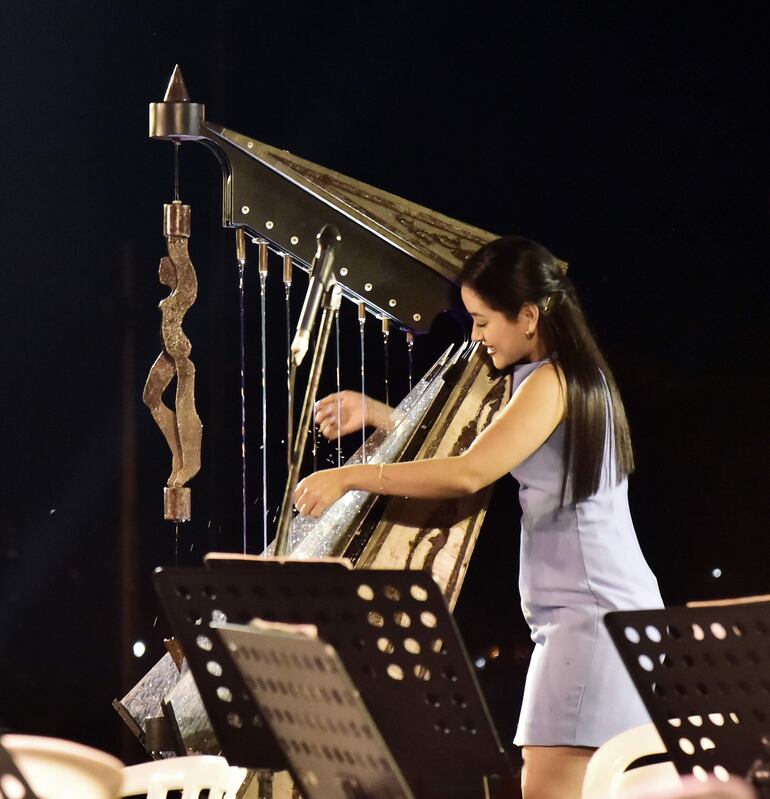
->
(0, 0), (767, 765)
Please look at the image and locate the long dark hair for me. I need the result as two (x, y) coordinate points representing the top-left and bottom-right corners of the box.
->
(459, 236), (634, 504)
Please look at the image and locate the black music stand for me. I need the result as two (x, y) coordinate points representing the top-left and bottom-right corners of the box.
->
(605, 599), (770, 781)
(216, 619), (415, 799)
(153, 560), (515, 799)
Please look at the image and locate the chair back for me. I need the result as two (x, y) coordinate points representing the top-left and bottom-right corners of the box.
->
(582, 723), (680, 799)
(119, 755), (246, 799)
(1, 734), (124, 799)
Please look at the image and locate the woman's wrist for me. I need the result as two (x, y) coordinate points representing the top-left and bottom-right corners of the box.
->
(341, 464), (371, 493)
(366, 398), (394, 430)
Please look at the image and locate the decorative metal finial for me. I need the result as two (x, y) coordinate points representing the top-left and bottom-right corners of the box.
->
(163, 64), (191, 103)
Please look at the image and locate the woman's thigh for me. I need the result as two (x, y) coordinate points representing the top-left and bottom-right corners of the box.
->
(521, 745), (595, 799)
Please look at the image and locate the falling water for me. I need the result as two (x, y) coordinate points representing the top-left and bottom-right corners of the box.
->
(258, 241), (269, 553)
(335, 307), (342, 468)
(358, 303), (366, 462)
(311, 325), (319, 474)
(406, 330), (415, 392)
(381, 317), (390, 410)
(237, 233), (248, 554)
(173, 142), (180, 202)
(283, 253), (293, 472)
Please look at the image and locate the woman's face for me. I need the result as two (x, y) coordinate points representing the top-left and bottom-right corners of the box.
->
(461, 285), (542, 368)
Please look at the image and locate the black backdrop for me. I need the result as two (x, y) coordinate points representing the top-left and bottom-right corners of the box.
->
(0, 1), (767, 764)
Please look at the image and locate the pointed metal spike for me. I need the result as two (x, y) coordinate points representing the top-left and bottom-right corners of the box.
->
(163, 65), (190, 102)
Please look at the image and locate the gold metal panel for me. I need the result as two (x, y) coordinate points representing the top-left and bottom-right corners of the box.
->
(218, 128), (495, 284)
(143, 201), (203, 522)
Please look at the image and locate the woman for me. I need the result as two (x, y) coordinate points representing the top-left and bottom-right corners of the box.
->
(295, 236), (663, 799)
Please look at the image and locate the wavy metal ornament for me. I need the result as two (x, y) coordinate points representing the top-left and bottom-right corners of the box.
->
(143, 201), (202, 522)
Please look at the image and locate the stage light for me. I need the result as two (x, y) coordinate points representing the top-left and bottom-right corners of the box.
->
(133, 640), (146, 657)
(474, 657), (486, 670)
(711, 568), (722, 578)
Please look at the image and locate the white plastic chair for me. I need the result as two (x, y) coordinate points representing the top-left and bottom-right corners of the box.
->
(119, 755), (248, 799)
(582, 723), (680, 799)
(1, 734), (125, 799)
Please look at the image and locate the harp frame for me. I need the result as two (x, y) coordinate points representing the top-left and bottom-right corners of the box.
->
(149, 66), (496, 332)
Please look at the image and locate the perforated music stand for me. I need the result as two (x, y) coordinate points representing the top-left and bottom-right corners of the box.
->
(605, 599), (770, 780)
(153, 560), (515, 799)
(216, 620), (415, 799)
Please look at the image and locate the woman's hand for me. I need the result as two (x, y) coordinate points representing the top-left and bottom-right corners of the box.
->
(314, 391), (392, 439)
(293, 468), (351, 517)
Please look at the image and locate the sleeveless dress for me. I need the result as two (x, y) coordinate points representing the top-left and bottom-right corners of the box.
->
(510, 358), (663, 747)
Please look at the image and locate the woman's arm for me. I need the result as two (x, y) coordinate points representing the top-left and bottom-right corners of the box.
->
(294, 364), (565, 517)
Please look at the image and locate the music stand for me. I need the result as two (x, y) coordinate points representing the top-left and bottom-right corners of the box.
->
(216, 619), (415, 799)
(153, 560), (515, 799)
(605, 599), (770, 780)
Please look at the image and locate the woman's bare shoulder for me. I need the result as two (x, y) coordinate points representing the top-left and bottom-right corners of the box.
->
(520, 361), (566, 394)
(507, 362), (568, 421)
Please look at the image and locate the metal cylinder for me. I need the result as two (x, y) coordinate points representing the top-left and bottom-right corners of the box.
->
(258, 240), (269, 274)
(282, 253), (293, 285)
(145, 716), (177, 759)
(164, 486), (191, 522)
(236, 228), (246, 264)
(149, 101), (205, 140)
(164, 202), (191, 238)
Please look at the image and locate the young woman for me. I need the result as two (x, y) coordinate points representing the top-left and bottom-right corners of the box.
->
(295, 236), (663, 799)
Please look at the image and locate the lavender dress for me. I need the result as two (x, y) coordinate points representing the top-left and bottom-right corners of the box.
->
(510, 359), (663, 747)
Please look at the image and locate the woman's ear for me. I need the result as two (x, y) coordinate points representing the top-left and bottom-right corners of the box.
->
(520, 301), (541, 328)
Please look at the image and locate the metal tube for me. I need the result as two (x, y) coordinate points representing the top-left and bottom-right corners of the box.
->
(274, 284), (341, 556)
(236, 228), (247, 553)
